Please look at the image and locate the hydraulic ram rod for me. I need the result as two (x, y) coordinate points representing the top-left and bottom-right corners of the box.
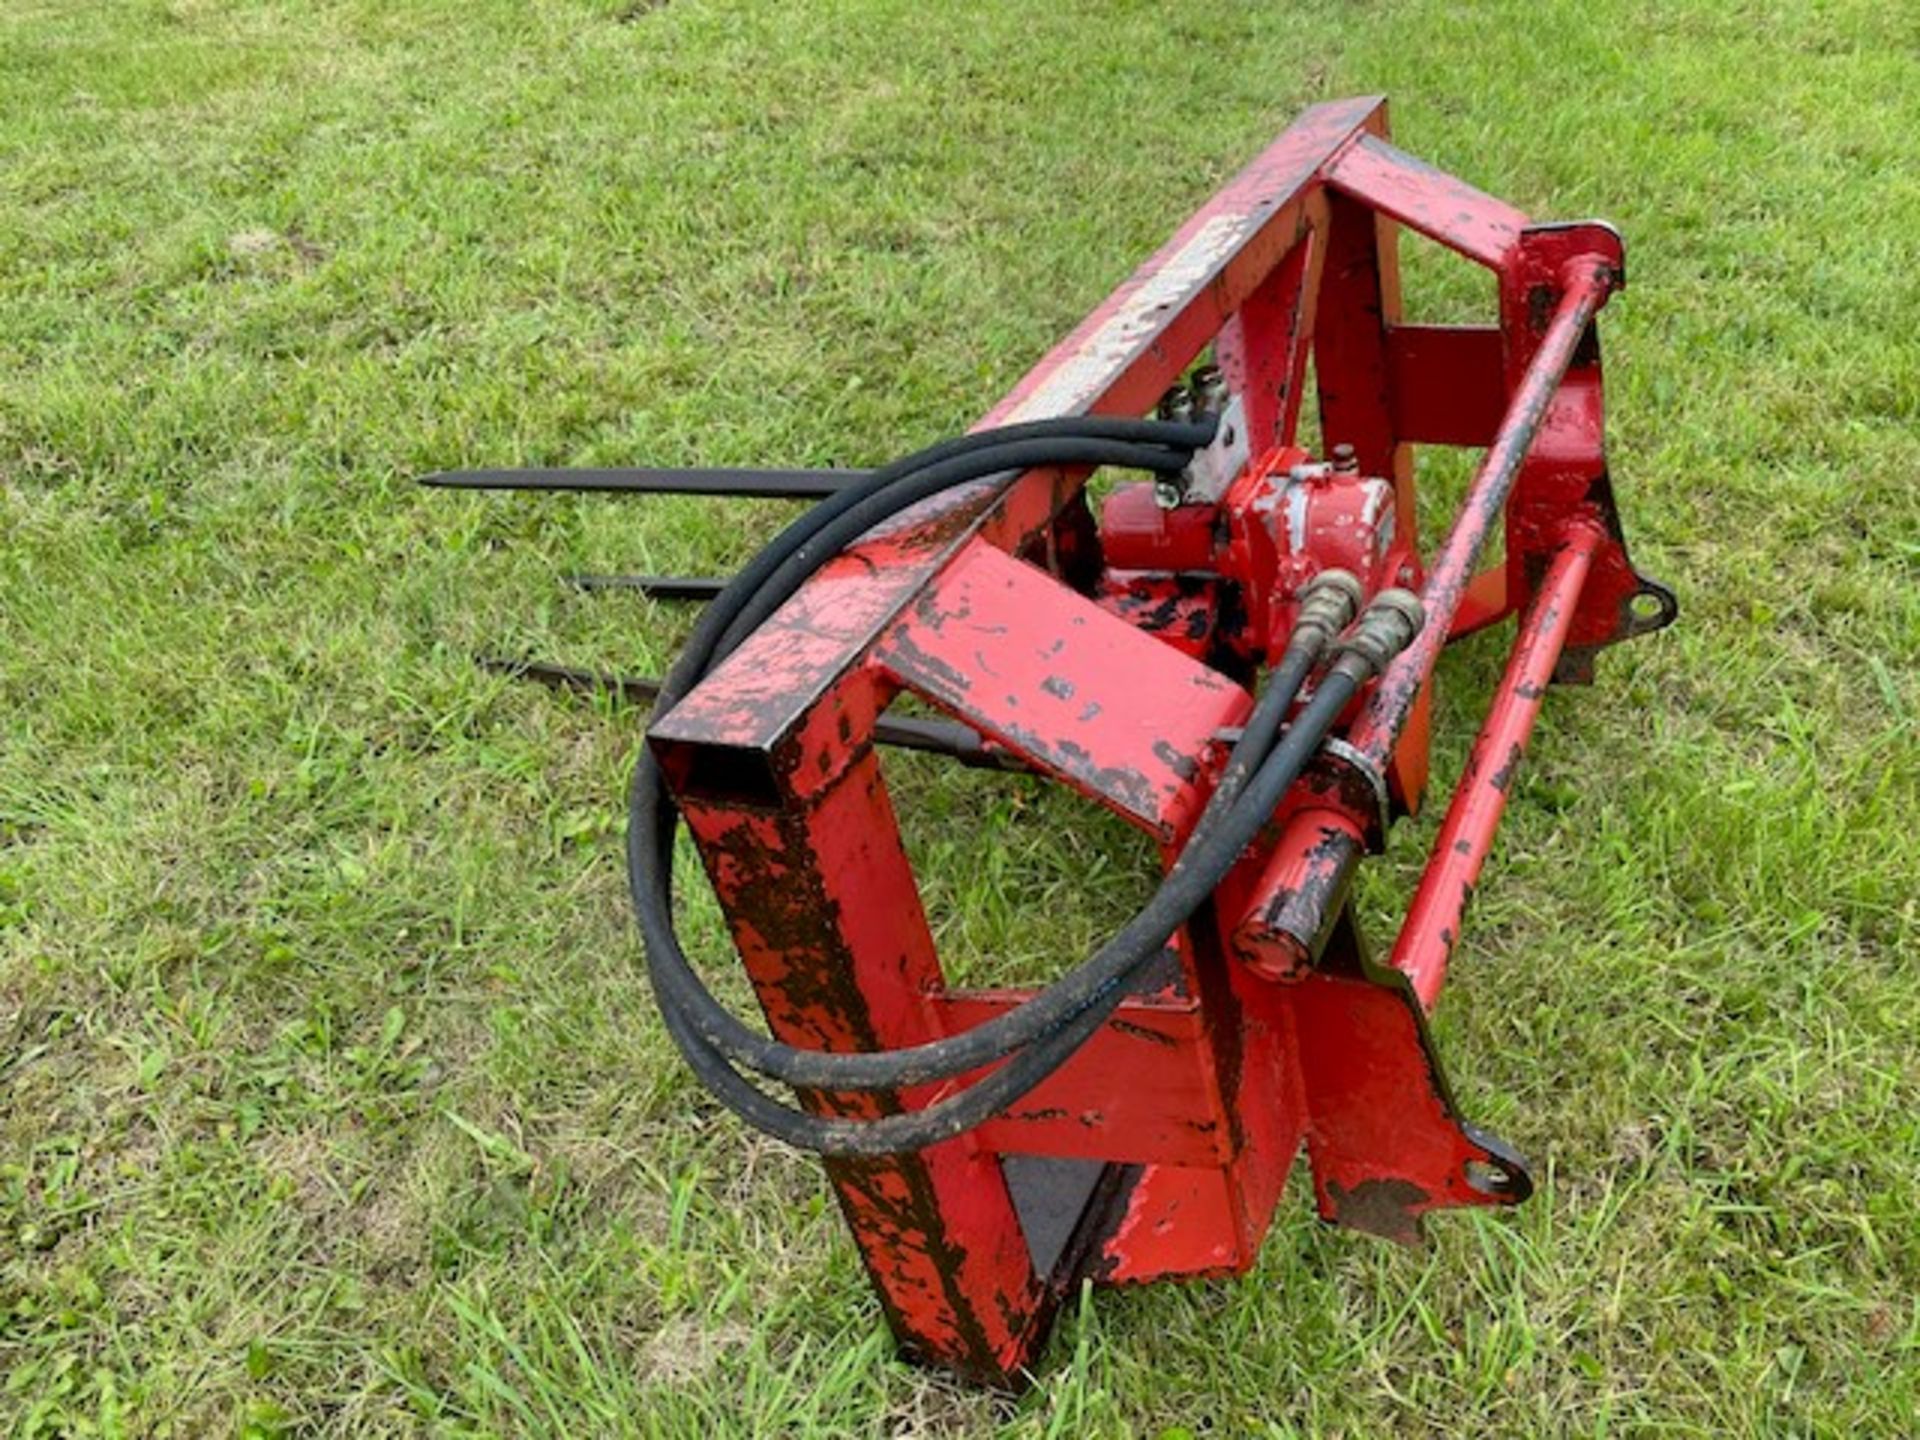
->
(1389, 519), (1602, 1009)
(1347, 258), (1615, 771)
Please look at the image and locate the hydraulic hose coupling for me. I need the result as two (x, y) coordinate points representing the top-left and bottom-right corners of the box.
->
(1291, 569), (1365, 655)
(1329, 588), (1427, 682)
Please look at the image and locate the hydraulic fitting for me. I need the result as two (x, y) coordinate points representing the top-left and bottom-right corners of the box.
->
(1329, 588), (1426, 680)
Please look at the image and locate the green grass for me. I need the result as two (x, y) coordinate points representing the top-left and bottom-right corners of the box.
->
(2, 0), (1917, 1433)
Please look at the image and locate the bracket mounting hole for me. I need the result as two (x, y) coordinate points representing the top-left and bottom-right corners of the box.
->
(1464, 1159), (1518, 1197)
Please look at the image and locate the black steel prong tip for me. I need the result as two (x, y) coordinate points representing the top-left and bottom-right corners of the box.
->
(413, 467), (867, 498)
(568, 574), (728, 601)
(474, 654), (1028, 772)
(475, 655), (663, 706)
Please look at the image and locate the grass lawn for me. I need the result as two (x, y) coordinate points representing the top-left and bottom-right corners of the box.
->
(3, 0), (1917, 1433)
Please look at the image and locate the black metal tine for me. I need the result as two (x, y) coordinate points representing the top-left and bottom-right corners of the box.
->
(567, 574), (728, 601)
(478, 655), (663, 705)
(477, 657), (1029, 773)
(863, 714), (1030, 772)
(419, 467), (868, 499)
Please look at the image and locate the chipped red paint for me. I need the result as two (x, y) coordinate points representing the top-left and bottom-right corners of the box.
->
(1099, 441), (1413, 670)
(647, 99), (1670, 1386)
(1232, 809), (1367, 980)
(1392, 520), (1603, 1009)
(1326, 132), (1530, 268)
(1345, 256), (1616, 785)
(934, 991), (1231, 1167)
(673, 755), (1048, 1381)
(872, 539), (1249, 845)
(1092, 571), (1228, 663)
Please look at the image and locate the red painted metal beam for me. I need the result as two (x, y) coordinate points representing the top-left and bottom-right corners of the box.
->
(1391, 519), (1602, 1010)
(932, 991), (1229, 1167)
(1214, 193), (1330, 459)
(671, 751), (1048, 1380)
(873, 538), (1249, 845)
(1325, 133), (1530, 269)
(1346, 255), (1617, 777)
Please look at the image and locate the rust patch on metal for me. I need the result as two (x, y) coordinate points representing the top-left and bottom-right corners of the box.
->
(1150, 738), (1200, 784)
(884, 620), (975, 699)
(1487, 740), (1525, 793)
(1107, 1018), (1182, 1049)
(1324, 1177), (1429, 1246)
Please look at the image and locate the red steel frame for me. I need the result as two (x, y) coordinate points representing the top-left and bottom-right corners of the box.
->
(647, 96), (1673, 1385)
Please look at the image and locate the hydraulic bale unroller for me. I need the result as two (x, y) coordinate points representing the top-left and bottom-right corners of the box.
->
(428, 97), (1676, 1385)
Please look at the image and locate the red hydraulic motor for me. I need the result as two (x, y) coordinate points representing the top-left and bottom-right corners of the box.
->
(428, 96), (1676, 1386)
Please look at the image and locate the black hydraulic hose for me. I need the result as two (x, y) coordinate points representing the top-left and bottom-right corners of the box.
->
(649, 659), (1372, 1155)
(623, 412), (1422, 1154)
(633, 432), (1234, 1094)
(632, 419), (1213, 759)
(636, 564), (1359, 1095)
(1180, 571), (1362, 855)
(710, 437), (1201, 659)
(672, 415), (1218, 689)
